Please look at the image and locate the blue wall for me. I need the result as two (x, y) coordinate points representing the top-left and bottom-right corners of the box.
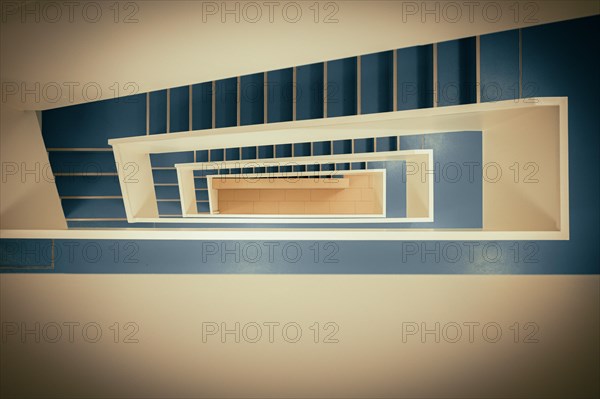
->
(437, 38), (477, 106)
(43, 94), (146, 147)
(0, 239), (587, 274)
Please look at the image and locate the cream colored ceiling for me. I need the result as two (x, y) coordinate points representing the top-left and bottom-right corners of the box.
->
(1, 1), (598, 110)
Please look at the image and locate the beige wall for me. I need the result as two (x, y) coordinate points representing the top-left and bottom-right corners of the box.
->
(0, 106), (66, 230)
(218, 174), (381, 215)
(483, 107), (561, 231)
(1, 275), (598, 398)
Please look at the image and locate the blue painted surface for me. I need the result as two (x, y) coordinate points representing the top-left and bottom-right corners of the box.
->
(152, 169), (178, 184)
(364, 160), (405, 217)
(296, 63), (324, 120)
(361, 51), (393, 114)
(192, 82), (212, 130)
(66, 221), (156, 228)
(240, 73), (264, 126)
(437, 38), (477, 106)
(150, 152), (194, 167)
(196, 150), (209, 162)
(48, 151), (116, 173)
(62, 199), (126, 218)
(294, 142), (311, 157)
(215, 78), (237, 128)
(155, 186), (180, 200)
(313, 141), (331, 156)
(0, 240), (54, 270)
(354, 138), (374, 153)
(397, 45), (433, 110)
(42, 93), (146, 148)
(210, 149), (224, 162)
(196, 190), (209, 201)
(241, 147), (257, 160)
(258, 145), (274, 159)
(276, 144), (292, 158)
(333, 140), (352, 154)
(55, 176), (121, 196)
(169, 86), (190, 132)
(0, 239), (568, 274)
(267, 69), (293, 122)
(149, 90), (167, 134)
(327, 57), (357, 117)
(376, 137), (397, 152)
(401, 131), (482, 228)
(194, 178), (208, 189)
(480, 30), (519, 102)
(150, 152), (192, 198)
(384, 161), (406, 217)
(194, 169), (218, 177)
(197, 202), (210, 213)
(157, 201), (182, 216)
(225, 148), (240, 161)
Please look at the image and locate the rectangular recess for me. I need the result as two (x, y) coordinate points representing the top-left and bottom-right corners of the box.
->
(215, 78), (238, 128)
(361, 51), (394, 114)
(192, 82), (213, 130)
(480, 30), (519, 102)
(42, 94), (146, 148)
(397, 45), (434, 110)
(296, 63), (325, 120)
(169, 86), (190, 132)
(437, 37), (477, 106)
(149, 90), (167, 134)
(326, 57), (357, 117)
(240, 73), (264, 125)
(48, 151), (117, 173)
(97, 97), (567, 239)
(267, 69), (293, 122)
(207, 170), (385, 217)
(175, 150), (432, 223)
